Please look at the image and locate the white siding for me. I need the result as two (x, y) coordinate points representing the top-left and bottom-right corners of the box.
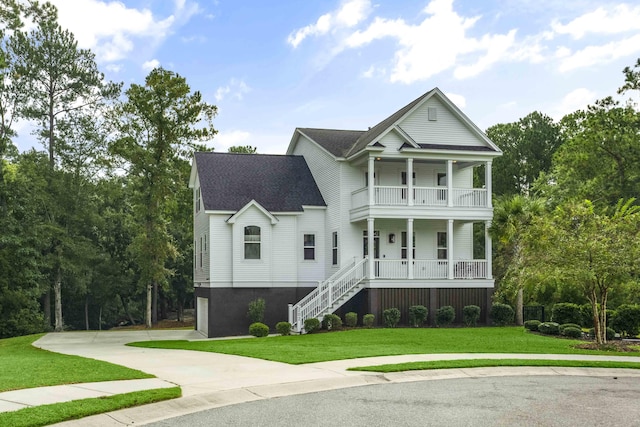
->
(400, 97), (489, 148)
(210, 214), (232, 285)
(378, 130), (405, 153)
(272, 216), (297, 283)
(296, 209), (326, 284)
(453, 166), (473, 188)
(231, 205), (273, 285)
(193, 175), (210, 284)
(453, 222), (473, 259)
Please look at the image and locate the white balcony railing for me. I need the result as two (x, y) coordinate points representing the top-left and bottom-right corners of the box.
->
(373, 259), (487, 280)
(351, 186), (488, 209)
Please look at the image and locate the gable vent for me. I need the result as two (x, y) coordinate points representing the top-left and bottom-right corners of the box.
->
(428, 107), (437, 121)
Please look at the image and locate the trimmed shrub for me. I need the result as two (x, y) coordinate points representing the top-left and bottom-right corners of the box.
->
(345, 312), (358, 328)
(408, 305), (428, 327)
(524, 320), (541, 331)
(435, 306), (455, 327)
(363, 313), (375, 328)
(247, 298), (266, 323)
(463, 305), (481, 327)
(588, 327), (616, 341)
(383, 308), (401, 328)
(551, 303), (581, 325)
(275, 321), (291, 336)
(249, 322), (269, 337)
(322, 313), (343, 330)
(562, 326), (583, 339)
(579, 303), (593, 327)
(303, 318), (320, 333)
(559, 323), (582, 334)
(490, 303), (514, 326)
(611, 305), (640, 337)
(537, 322), (560, 335)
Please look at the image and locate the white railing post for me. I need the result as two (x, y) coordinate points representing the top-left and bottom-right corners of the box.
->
(485, 220), (492, 279)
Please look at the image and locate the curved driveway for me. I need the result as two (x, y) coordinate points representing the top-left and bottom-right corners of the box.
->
(34, 331), (640, 426)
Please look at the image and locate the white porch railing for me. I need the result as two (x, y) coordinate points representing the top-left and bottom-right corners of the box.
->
(351, 186), (488, 209)
(374, 259), (487, 280)
(289, 257), (368, 333)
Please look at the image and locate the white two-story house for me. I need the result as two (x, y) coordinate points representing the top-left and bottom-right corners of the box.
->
(190, 88), (502, 337)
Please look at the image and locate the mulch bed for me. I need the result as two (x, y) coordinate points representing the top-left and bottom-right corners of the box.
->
(574, 341), (640, 352)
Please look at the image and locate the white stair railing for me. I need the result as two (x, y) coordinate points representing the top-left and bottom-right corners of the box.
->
(289, 257), (368, 333)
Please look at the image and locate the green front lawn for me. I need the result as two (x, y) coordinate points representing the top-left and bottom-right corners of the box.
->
(128, 327), (639, 364)
(0, 334), (152, 392)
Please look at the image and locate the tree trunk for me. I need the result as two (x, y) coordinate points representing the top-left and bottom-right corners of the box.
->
(590, 290), (602, 345)
(43, 287), (51, 328)
(516, 287), (524, 326)
(119, 294), (136, 325)
(152, 281), (158, 324)
(177, 300), (183, 322)
(146, 283), (152, 328)
(84, 295), (89, 330)
(54, 266), (63, 332)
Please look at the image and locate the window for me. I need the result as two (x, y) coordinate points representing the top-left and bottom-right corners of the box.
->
(401, 231), (416, 259)
(199, 236), (203, 268)
(437, 232), (447, 260)
(244, 226), (261, 259)
(332, 232), (338, 265)
(195, 187), (201, 213)
(303, 234), (315, 260)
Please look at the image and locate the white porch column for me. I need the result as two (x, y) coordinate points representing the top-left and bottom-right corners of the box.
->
(368, 156), (375, 206)
(407, 218), (414, 279)
(485, 220), (493, 279)
(447, 219), (454, 279)
(447, 160), (453, 207)
(368, 217), (375, 279)
(485, 160), (492, 208)
(407, 158), (414, 206)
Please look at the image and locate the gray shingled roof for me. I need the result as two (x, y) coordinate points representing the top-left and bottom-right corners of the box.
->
(195, 152), (326, 212)
(297, 128), (364, 157)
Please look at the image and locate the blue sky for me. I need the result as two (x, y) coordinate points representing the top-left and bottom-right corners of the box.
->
(14, 0), (640, 154)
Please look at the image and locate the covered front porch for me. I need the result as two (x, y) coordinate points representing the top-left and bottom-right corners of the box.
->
(358, 217), (492, 282)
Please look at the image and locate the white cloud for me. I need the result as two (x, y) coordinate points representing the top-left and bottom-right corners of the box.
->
(215, 79), (251, 102)
(48, 0), (200, 63)
(552, 4), (640, 40)
(214, 130), (251, 151)
(287, 0), (372, 48)
(142, 59), (160, 72)
(444, 92), (466, 109)
(105, 63), (122, 73)
(550, 88), (597, 120)
(558, 34), (640, 72)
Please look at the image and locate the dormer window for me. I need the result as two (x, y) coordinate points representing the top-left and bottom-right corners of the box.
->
(244, 226), (261, 259)
(195, 187), (201, 213)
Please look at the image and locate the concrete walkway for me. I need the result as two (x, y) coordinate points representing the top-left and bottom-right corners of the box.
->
(1, 330), (638, 426)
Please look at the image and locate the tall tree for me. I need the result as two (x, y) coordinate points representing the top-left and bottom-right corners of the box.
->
(523, 199), (640, 344)
(490, 195), (546, 325)
(228, 145), (256, 154)
(485, 112), (564, 196)
(6, 3), (119, 331)
(110, 67), (216, 327)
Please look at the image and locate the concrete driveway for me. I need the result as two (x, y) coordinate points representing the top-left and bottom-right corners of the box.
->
(33, 331), (640, 426)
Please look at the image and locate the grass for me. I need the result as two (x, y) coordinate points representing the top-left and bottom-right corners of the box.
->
(128, 327), (639, 364)
(349, 359), (640, 372)
(0, 334), (153, 393)
(0, 387), (181, 427)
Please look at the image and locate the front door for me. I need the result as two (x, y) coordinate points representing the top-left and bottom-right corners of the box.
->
(363, 230), (380, 258)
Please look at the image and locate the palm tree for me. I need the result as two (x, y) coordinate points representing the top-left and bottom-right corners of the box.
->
(490, 195), (546, 325)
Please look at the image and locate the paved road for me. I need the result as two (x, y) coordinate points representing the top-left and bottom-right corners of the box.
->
(147, 375), (640, 427)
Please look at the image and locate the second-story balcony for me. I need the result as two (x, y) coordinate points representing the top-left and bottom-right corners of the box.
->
(352, 186), (488, 209)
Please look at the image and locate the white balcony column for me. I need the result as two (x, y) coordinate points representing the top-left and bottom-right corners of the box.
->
(447, 219), (454, 279)
(407, 157), (414, 206)
(447, 160), (453, 207)
(485, 160), (492, 208)
(368, 156), (375, 206)
(407, 218), (414, 279)
(368, 217), (375, 279)
(485, 220), (493, 279)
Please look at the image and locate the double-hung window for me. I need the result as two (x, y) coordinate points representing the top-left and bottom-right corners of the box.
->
(332, 232), (338, 265)
(437, 232), (447, 260)
(244, 226), (261, 259)
(303, 234), (315, 260)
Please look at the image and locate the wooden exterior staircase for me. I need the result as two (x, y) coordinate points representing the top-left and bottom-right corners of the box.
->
(288, 257), (368, 333)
